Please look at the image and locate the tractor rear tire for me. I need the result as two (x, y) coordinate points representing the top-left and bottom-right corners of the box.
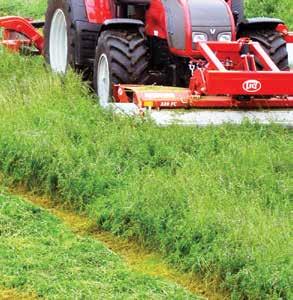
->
(239, 28), (289, 71)
(94, 29), (149, 107)
(44, 0), (86, 74)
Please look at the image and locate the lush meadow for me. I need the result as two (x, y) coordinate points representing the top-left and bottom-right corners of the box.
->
(246, 0), (293, 28)
(0, 0), (292, 299)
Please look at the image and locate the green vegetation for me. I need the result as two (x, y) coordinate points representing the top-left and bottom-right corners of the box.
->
(0, 50), (292, 299)
(0, 190), (196, 299)
(0, 0), (292, 299)
(0, 0), (46, 18)
(246, 0), (293, 28)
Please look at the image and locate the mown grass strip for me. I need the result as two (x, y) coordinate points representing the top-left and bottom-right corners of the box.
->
(0, 288), (38, 300)
(0, 189), (198, 299)
(10, 186), (227, 299)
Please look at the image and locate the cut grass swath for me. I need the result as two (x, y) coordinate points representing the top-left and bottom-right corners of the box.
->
(0, 190), (197, 299)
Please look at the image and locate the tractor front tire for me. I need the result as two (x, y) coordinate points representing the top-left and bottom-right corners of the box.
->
(94, 30), (149, 107)
(239, 28), (289, 71)
(44, 0), (83, 73)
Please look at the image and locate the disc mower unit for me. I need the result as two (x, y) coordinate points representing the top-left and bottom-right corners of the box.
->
(0, 16), (44, 54)
(113, 38), (293, 110)
(0, 0), (293, 124)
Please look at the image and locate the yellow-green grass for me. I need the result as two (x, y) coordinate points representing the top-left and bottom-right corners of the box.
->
(0, 0), (46, 19)
(0, 190), (197, 299)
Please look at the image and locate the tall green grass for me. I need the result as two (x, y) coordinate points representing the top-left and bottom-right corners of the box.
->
(0, 51), (292, 299)
(0, 0), (46, 18)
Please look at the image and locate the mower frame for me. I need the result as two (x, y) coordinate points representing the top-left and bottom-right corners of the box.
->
(0, 16), (44, 54)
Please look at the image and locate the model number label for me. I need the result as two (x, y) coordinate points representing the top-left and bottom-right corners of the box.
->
(160, 102), (177, 107)
(242, 80), (262, 93)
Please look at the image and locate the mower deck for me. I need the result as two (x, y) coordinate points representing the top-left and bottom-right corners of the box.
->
(111, 85), (293, 127)
(113, 85), (293, 110)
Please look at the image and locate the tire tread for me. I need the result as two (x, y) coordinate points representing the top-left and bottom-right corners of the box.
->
(240, 29), (289, 71)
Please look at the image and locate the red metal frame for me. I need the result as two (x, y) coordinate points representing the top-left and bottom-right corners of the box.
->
(188, 39), (293, 96)
(113, 38), (293, 110)
(0, 16), (44, 53)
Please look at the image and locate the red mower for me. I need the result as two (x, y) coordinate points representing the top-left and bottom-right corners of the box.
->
(1, 0), (293, 125)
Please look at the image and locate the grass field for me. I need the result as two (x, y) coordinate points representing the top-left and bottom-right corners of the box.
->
(0, 1), (292, 299)
(0, 190), (197, 299)
(0, 0), (46, 18)
(246, 0), (293, 28)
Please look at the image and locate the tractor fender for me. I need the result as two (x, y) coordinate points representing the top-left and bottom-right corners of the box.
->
(99, 19), (144, 36)
(238, 17), (284, 32)
(103, 19), (144, 27)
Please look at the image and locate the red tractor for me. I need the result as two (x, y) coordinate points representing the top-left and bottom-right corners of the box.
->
(1, 0), (293, 113)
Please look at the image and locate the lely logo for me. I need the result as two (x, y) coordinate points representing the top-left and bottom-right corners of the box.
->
(242, 80), (262, 93)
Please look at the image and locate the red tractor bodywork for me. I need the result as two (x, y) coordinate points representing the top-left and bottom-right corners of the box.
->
(84, 0), (112, 23)
(82, 0), (235, 57)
